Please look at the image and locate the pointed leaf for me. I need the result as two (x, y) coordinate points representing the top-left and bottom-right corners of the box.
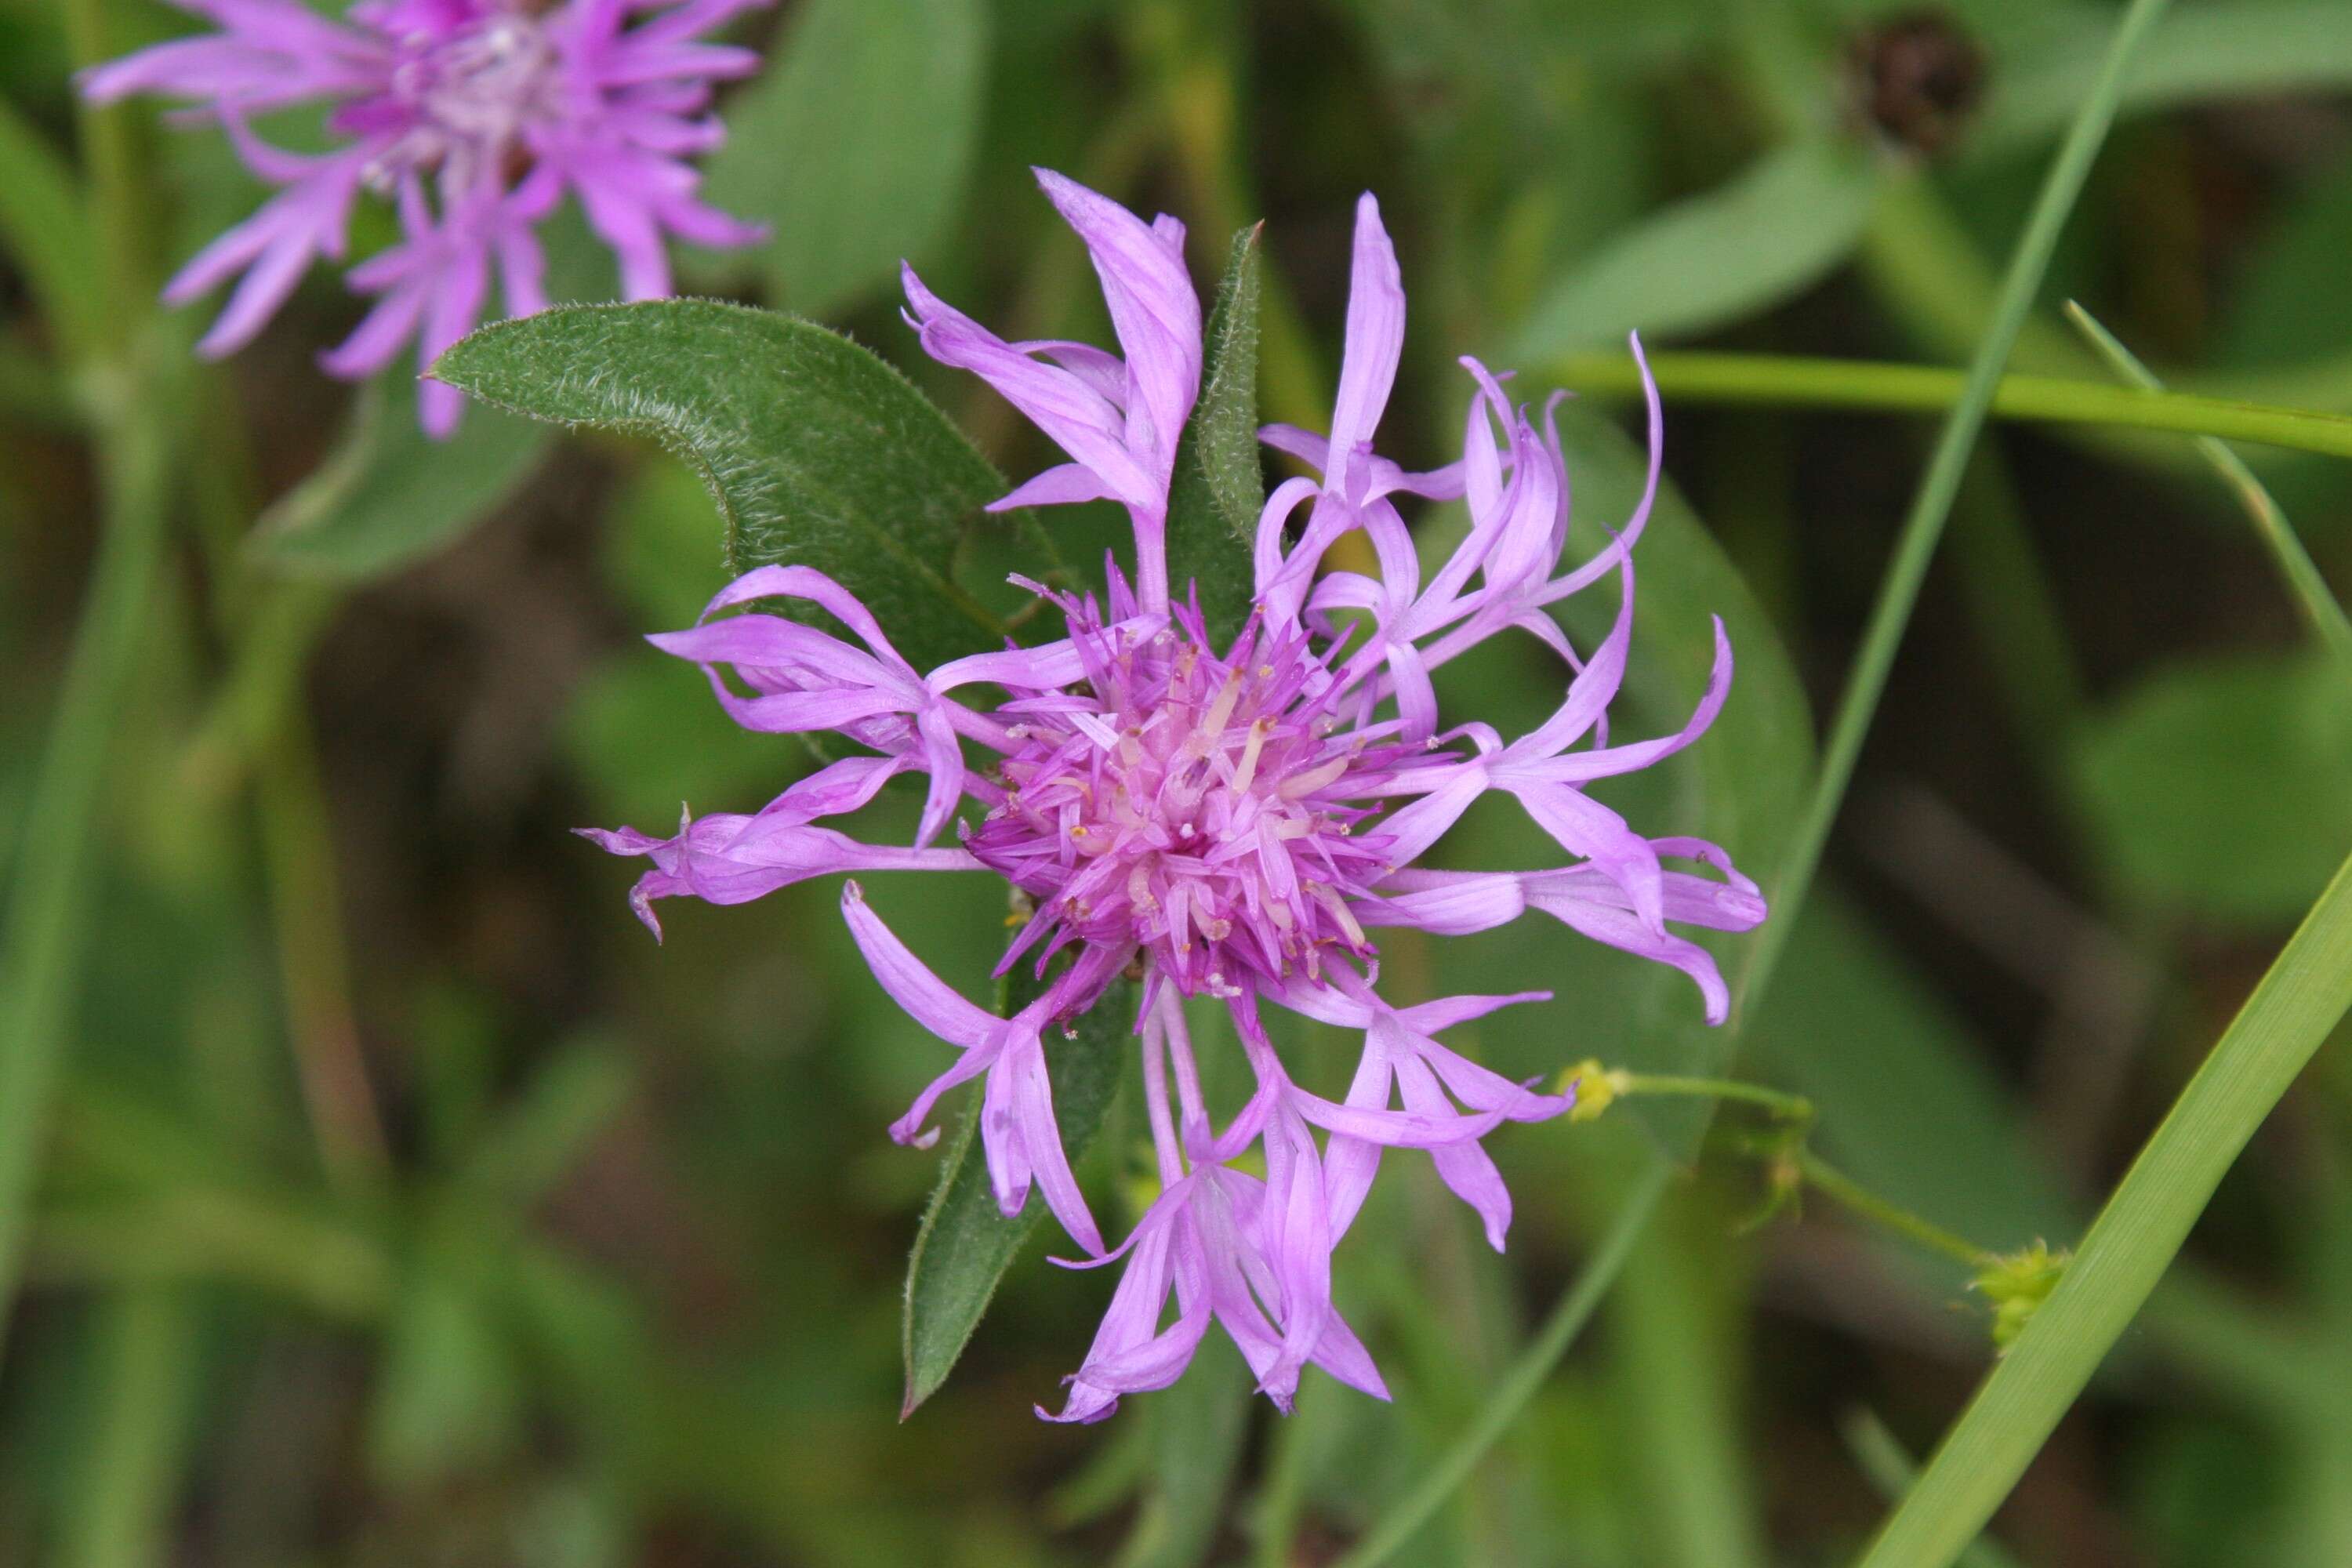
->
(1164, 225), (1266, 644)
(432, 299), (1009, 671)
(899, 964), (1135, 1418)
(1513, 140), (1884, 358)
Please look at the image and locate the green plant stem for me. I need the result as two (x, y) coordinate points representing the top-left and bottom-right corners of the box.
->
(1547, 349), (2352, 463)
(61, 1288), (198, 1568)
(1795, 1150), (1994, 1270)
(1744, 0), (2174, 1017)
(177, 583), (341, 803)
(0, 414), (170, 1371)
(1341, 7), (2169, 1559)
(1617, 1073), (1813, 1121)
(1613, 1189), (1767, 1568)
(1329, 1159), (1671, 1568)
(2062, 301), (2352, 667)
(1611, 1074), (1996, 1268)
(1858, 848), (2352, 1567)
(1840, 1410), (2026, 1568)
(0, 0), (180, 1374)
(256, 716), (390, 1185)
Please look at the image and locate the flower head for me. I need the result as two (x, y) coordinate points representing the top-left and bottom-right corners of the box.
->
(82, 0), (769, 434)
(587, 170), (1768, 1417)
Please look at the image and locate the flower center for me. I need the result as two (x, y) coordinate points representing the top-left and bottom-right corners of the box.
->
(361, 9), (564, 193)
(967, 607), (1401, 997)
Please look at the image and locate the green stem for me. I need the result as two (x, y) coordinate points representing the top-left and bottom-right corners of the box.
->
(1857, 848), (2352, 1568)
(2062, 301), (2352, 667)
(1795, 1150), (1994, 1270)
(0, 0), (178, 1371)
(1610, 1075), (1994, 1267)
(1617, 1073), (1814, 1122)
(1744, 0), (2176, 1020)
(0, 416), (170, 1370)
(1547, 349), (2352, 463)
(1613, 1189), (1768, 1568)
(60, 1288), (198, 1568)
(1840, 1410), (2027, 1568)
(1329, 1159), (1672, 1568)
(256, 717), (390, 1185)
(1341, 7), (2170, 1560)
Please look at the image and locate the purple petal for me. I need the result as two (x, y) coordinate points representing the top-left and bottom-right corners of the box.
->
(840, 882), (1000, 1047)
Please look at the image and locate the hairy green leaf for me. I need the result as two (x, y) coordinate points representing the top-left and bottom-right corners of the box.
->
(432, 299), (1008, 671)
(1513, 140), (1883, 358)
(1164, 225), (1266, 644)
(899, 964), (1135, 1418)
(698, 0), (987, 317)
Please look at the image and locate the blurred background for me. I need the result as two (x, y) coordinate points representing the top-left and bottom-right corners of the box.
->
(6, 0), (2352, 1563)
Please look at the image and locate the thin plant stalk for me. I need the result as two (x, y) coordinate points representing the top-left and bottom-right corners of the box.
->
(0, 416), (172, 1369)
(2062, 300), (2352, 666)
(0, 0), (178, 1372)
(62, 1287), (198, 1568)
(1857, 848), (2352, 1567)
(1337, 2), (2173, 1557)
(1744, 0), (2176, 1014)
(1328, 1160), (1672, 1568)
(1544, 349), (2352, 463)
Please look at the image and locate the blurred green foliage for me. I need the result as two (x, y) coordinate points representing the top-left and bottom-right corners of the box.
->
(5, 0), (2352, 1565)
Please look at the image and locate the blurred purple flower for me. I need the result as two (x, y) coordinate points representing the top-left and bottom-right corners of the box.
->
(82, 0), (768, 435)
(588, 170), (1768, 1418)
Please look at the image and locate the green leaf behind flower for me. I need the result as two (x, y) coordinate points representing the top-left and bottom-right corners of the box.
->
(1428, 394), (1814, 1163)
(245, 372), (551, 581)
(899, 964), (1136, 1419)
(1164, 225), (1268, 645)
(695, 0), (989, 317)
(431, 299), (1011, 672)
(1512, 140), (1885, 359)
(2073, 649), (2352, 926)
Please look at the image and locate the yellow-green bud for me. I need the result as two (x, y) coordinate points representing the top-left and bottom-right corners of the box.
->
(1973, 1240), (2068, 1351)
(1560, 1060), (1632, 1123)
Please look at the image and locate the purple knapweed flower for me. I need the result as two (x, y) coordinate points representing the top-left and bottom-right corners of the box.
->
(82, 0), (768, 435)
(586, 170), (1768, 1419)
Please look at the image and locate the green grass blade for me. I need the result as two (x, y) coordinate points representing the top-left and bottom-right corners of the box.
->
(1856, 848), (2352, 1568)
(2061, 301), (2352, 668)
(0, 418), (172, 1369)
(61, 1289), (198, 1568)
(1744, 0), (2176, 1008)
(1542, 350), (2352, 464)
(1840, 1410), (2026, 1568)
(1613, 1190), (1768, 1568)
(0, 95), (101, 364)
(1334, 8), (2172, 1560)
(1328, 1159), (1672, 1568)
